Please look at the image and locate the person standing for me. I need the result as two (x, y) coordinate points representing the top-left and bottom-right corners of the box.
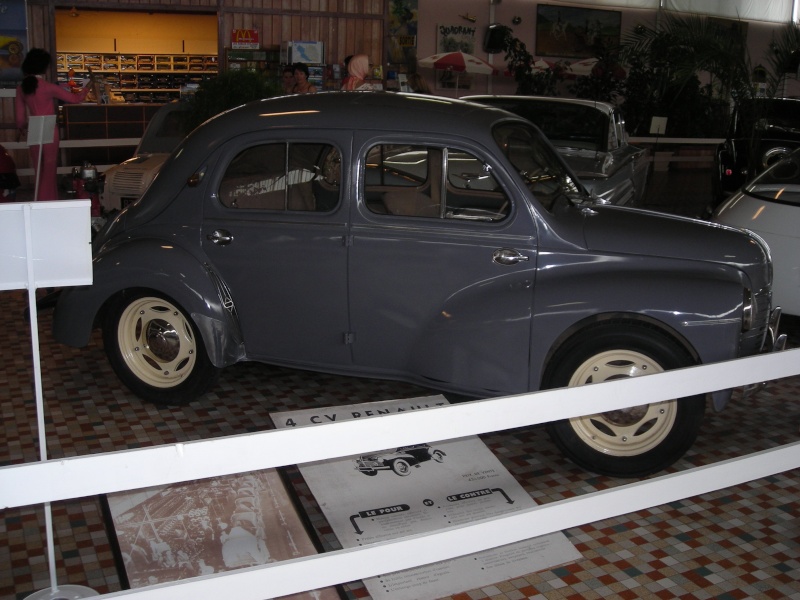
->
(292, 63), (317, 94)
(406, 72), (432, 94)
(281, 65), (295, 94)
(342, 54), (371, 90)
(15, 48), (90, 201)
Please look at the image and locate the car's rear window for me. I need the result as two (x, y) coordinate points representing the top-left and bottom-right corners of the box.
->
(218, 142), (340, 212)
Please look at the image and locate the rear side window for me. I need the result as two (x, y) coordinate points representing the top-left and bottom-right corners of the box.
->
(218, 142), (340, 212)
(363, 144), (510, 222)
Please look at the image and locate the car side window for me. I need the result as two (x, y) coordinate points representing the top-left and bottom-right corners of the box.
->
(364, 144), (509, 222)
(218, 142), (340, 212)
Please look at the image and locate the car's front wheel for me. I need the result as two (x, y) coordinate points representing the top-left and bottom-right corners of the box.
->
(391, 459), (412, 476)
(544, 324), (705, 478)
(103, 292), (219, 405)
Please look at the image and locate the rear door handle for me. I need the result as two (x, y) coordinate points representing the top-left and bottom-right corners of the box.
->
(207, 229), (233, 245)
(492, 248), (529, 265)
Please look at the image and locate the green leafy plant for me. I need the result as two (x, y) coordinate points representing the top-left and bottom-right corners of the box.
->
(184, 69), (281, 131)
(619, 13), (752, 136)
(495, 24), (566, 96)
(568, 42), (626, 103)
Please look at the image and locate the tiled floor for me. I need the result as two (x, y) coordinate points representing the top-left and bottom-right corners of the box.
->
(2, 169), (799, 600)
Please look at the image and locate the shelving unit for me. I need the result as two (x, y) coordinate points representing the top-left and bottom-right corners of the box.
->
(55, 52), (218, 103)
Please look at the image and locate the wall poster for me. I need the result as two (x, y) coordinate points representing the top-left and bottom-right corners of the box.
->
(387, 0), (419, 66)
(535, 4), (622, 59)
(435, 24), (479, 91)
(0, 0), (27, 86)
(271, 396), (581, 600)
(105, 469), (341, 599)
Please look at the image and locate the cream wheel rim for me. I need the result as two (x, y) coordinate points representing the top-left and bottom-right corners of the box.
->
(117, 297), (197, 389)
(567, 349), (677, 457)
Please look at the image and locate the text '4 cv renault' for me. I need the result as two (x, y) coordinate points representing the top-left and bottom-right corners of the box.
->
(53, 92), (783, 478)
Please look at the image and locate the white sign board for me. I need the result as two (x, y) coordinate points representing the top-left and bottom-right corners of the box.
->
(272, 397), (581, 600)
(0, 201), (93, 291)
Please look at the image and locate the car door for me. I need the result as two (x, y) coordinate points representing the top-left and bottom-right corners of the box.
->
(347, 136), (538, 397)
(200, 134), (352, 368)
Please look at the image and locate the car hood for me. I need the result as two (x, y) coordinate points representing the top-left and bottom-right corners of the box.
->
(579, 206), (771, 289)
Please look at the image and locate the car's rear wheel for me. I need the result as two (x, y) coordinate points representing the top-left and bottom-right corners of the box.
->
(432, 450), (445, 462)
(544, 324), (705, 478)
(103, 292), (219, 405)
(391, 459), (412, 476)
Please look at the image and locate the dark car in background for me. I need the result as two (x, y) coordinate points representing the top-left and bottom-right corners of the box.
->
(712, 97), (800, 211)
(53, 92), (781, 478)
(464, 95), (649, 206)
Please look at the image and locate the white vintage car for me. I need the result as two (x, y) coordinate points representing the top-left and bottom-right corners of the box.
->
(713, 148), (800, 316)
(464, 95), (650, 206)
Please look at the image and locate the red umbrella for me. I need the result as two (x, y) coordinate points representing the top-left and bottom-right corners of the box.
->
(418, 51), (497, 75)
(418, 51), (496, 96)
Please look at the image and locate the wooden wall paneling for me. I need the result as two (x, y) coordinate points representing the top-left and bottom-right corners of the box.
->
(271, 16), (283, 48)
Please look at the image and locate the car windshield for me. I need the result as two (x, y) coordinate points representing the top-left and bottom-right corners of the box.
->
(484, 99), (606, 151)
(137, 104), (190, 155)
(492, 122), (583, 212)
(743, 149), (800, 205)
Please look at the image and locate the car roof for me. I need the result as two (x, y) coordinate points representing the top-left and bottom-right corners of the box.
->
(463, 94), (616, 116)
(135, 92), (530, 223)
(188, 91), (520, 150)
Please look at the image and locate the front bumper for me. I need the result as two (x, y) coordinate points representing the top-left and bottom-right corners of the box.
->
(742, 306), (788, 397)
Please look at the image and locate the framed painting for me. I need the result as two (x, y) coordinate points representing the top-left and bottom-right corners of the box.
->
(535, 4), (621, 59)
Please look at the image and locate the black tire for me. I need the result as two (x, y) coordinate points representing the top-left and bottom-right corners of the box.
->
(391, 459), (412, 476)
(361, 470), (378, 476)
(103, 292), (219, 405)
(543, 323), (705, 478)
(432, 450), (445, 463)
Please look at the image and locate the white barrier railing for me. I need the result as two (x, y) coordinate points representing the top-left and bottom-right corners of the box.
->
(2, 348), (799, 599)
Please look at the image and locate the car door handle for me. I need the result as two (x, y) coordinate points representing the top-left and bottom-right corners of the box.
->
(492, 248), (529, 265)
(207, 229), (233, 245)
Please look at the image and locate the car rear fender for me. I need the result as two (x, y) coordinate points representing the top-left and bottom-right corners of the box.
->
(52, 238), (244, 367)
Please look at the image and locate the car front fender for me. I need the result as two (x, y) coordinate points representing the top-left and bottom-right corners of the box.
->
(52, 238), (244, 368)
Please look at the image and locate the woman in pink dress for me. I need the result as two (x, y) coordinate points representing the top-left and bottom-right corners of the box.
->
(15, 48), (90, 201)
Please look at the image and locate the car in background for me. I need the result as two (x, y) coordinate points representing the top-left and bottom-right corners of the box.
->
(101, 102), (190, 212)
(53, 92), (782, 478)
(464, 95), (649, 206)
(711, 97), (800, 212)
(354, 444), (446, 476)
(713, 148), (800, 316)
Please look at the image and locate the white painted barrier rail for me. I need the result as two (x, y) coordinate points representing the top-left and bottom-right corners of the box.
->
(2, 349), (799, 599)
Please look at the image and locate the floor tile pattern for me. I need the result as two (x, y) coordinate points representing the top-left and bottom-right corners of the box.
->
(2, 170), (799, 600)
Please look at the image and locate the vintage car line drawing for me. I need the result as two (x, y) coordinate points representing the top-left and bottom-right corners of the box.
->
(53, 92), (783, 478)
(464, 95), (650, 206)
(354, 444), (447, 476)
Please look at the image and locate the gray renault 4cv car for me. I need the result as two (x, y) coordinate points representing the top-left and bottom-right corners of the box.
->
(53, 92), (783, 478)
